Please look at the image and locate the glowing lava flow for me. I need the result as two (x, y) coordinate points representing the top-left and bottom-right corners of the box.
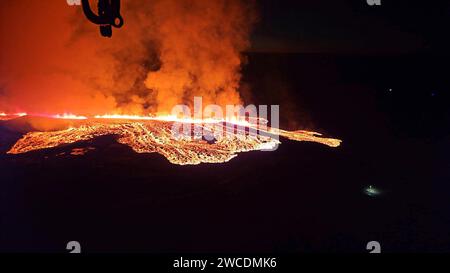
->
(0, 112), (87, 121)
(0, 112), (27, 120)
(6, 116), (342, 165)
(52, 114), (88, 120)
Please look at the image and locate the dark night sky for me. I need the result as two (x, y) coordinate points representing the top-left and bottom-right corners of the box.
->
(252, 0), (450, 55)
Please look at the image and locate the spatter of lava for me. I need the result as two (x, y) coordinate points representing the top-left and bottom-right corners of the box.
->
(7, 119), (341, 165)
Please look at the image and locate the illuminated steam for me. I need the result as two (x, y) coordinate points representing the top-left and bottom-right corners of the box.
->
(0, 0), (256, 115)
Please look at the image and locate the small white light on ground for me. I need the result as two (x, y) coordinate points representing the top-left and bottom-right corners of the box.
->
(364, 185), (381, 197)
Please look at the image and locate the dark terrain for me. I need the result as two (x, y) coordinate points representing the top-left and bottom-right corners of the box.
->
(1, 53), (449, 252)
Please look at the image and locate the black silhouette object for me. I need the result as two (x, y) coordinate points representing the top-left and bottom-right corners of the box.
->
(81, 0), (124, 38)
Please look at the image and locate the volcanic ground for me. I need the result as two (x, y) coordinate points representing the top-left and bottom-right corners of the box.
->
(1, 53), (449, 253)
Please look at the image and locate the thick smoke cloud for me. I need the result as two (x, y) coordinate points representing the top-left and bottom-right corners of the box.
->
(0, 0), (255, 116)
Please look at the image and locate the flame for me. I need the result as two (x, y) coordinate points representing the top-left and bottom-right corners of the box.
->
(6, 114), (342, 165)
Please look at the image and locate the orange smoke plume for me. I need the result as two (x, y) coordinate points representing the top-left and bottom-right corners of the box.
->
(0, 0), (256, 116)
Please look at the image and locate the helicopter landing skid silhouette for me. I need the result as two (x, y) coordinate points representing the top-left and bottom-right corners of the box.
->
(81, 0), (123, 37)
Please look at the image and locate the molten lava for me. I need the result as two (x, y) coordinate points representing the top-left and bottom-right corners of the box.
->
(0, 112), (27, 120)
(6, 115), (341, 165)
